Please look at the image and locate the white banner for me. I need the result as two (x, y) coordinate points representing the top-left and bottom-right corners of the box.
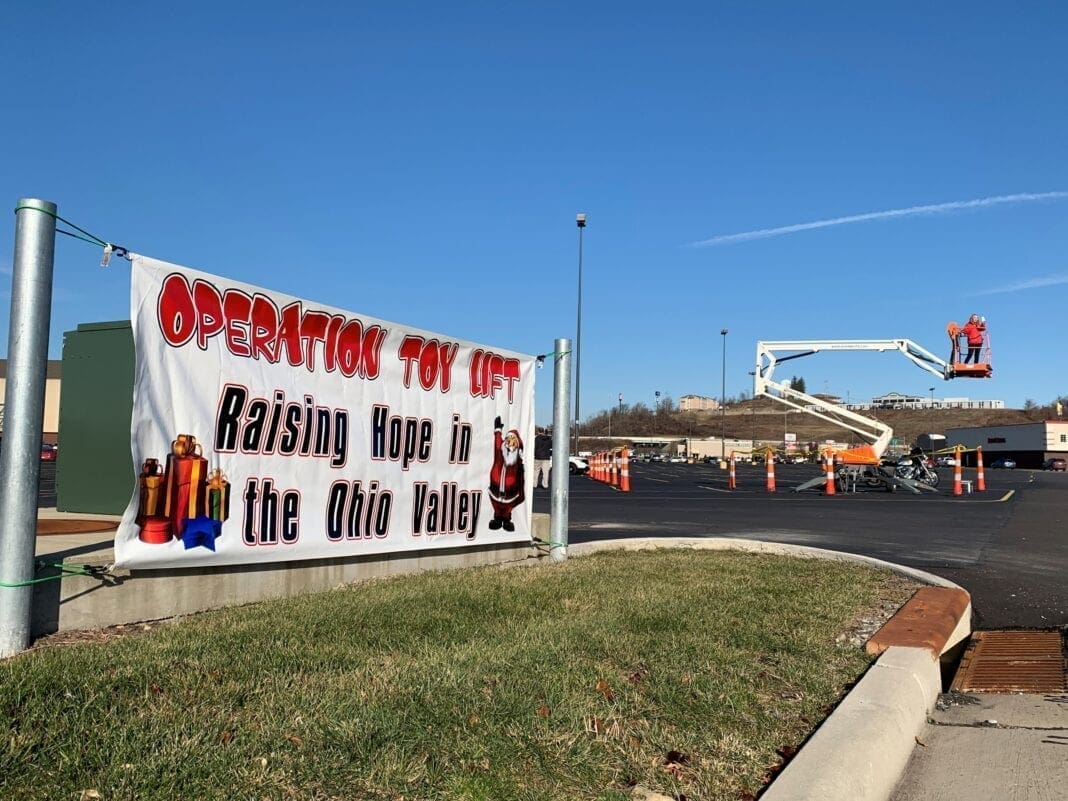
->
(115, 256), (535, 568)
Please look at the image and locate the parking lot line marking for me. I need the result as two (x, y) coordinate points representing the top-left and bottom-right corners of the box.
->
(999, 490), (1015, 502)
(644, 477), (670, 483)
(697, 485), (733, 493)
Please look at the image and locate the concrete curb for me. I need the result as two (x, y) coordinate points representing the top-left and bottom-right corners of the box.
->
(563, 537), (970, 801)
(761, 646), (941, 801)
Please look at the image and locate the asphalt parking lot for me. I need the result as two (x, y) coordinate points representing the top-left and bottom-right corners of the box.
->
(37, 461), (57, 507)
(534, 461), (1066, 629)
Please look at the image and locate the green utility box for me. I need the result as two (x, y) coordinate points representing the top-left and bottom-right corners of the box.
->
(56, 321), (135, 514)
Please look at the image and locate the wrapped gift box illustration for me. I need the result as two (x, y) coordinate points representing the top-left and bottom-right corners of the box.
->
(136, 434), (227, 546)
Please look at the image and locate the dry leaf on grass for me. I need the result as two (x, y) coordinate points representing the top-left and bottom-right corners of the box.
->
(594, 679), (615, 701)
(285, 734), (304, 748)
(664, 750), (689, 766)
(536, 704), (551, 718)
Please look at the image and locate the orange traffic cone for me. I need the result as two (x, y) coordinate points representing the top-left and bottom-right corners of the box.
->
(953, 448), (963, 496)
(620, 448), (631, 492)
(976, 447), (986, 492)
(728, 451), (736, 490)
(766, 449), (776, 492)
(824, 451), (836, 495)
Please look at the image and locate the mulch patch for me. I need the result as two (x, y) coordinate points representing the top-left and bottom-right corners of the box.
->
(36, 519), (118, 536)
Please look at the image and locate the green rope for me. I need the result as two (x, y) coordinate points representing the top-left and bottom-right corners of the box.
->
(56, 228), (107, 247)
(0, 562), (95, 588)
(530, 538), (568, 552)
(13, 204), (108, 247)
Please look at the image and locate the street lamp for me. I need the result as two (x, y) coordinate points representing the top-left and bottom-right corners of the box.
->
(654, 390), (661, 413)
(573, 213), (586, 456)
(929, 387), (935, 408)
(575, 213), (586, 423)
(720, 328), (728, 460)
(748, 370), (757, 450)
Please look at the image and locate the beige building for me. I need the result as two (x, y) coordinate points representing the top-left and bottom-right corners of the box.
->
(947, 420), (1068, 469)
(680, 394), (721, 412)
(0, 359), (62, 443)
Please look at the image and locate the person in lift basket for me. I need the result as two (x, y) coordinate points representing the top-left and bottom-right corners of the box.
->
(961, 314), (986, 363)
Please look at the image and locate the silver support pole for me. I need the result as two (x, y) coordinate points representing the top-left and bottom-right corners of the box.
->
(573, 214), (585, 457)
(0, 198), (57, 658)
(549, 338), (572, 563)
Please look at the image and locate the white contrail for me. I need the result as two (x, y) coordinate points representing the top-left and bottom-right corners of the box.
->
(689, 191), (1068, 247)
(970, 273), (1068, 296)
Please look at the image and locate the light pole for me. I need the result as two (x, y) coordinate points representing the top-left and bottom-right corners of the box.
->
(720, 328), (728, 460)
(655, 390), (660, 413)
(574, 213), (586, 429)
(747, 370), (757, 451)
(929, 387), (935, 408)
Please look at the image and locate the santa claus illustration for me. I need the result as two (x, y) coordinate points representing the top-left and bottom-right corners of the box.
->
(488, 415), (525, 531)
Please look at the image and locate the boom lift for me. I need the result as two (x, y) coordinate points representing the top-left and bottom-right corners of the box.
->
(753, 323), (991, 492)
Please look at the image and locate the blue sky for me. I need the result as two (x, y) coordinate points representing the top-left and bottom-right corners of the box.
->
(2, 2), (1066, 423)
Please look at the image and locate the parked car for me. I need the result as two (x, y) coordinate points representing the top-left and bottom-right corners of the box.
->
(40, 443), (57, 461)
(1043, 458), (1067, 471)
(568, 456), (589, 475)
(990, 458), (1017, 469)
(936, 455), (956, 467)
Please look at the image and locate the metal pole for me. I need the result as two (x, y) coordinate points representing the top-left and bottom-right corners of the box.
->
(574, 216), (585, 424)
(550, 338), (572, 563)
(0, 198), (57, 658)
(576, 216), (585, 461)
(720, 328), (728, 460)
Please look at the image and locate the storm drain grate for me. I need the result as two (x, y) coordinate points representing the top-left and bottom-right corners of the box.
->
(951, 630), (1067, 694)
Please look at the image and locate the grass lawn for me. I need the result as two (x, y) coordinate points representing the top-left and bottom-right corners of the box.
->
(1, 550), (912, 800)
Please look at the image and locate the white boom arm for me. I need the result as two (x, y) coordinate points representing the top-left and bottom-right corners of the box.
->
(754, 339), (953, 459)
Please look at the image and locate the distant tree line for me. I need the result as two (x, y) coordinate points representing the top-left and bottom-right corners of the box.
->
(1022, 394), (1068, 417)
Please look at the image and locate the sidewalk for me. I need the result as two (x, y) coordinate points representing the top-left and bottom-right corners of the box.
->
(34, 507), (119, 562)
(891, 692), (1068, 800)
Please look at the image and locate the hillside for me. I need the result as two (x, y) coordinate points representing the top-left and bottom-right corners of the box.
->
(580, 397), (1045, 448)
